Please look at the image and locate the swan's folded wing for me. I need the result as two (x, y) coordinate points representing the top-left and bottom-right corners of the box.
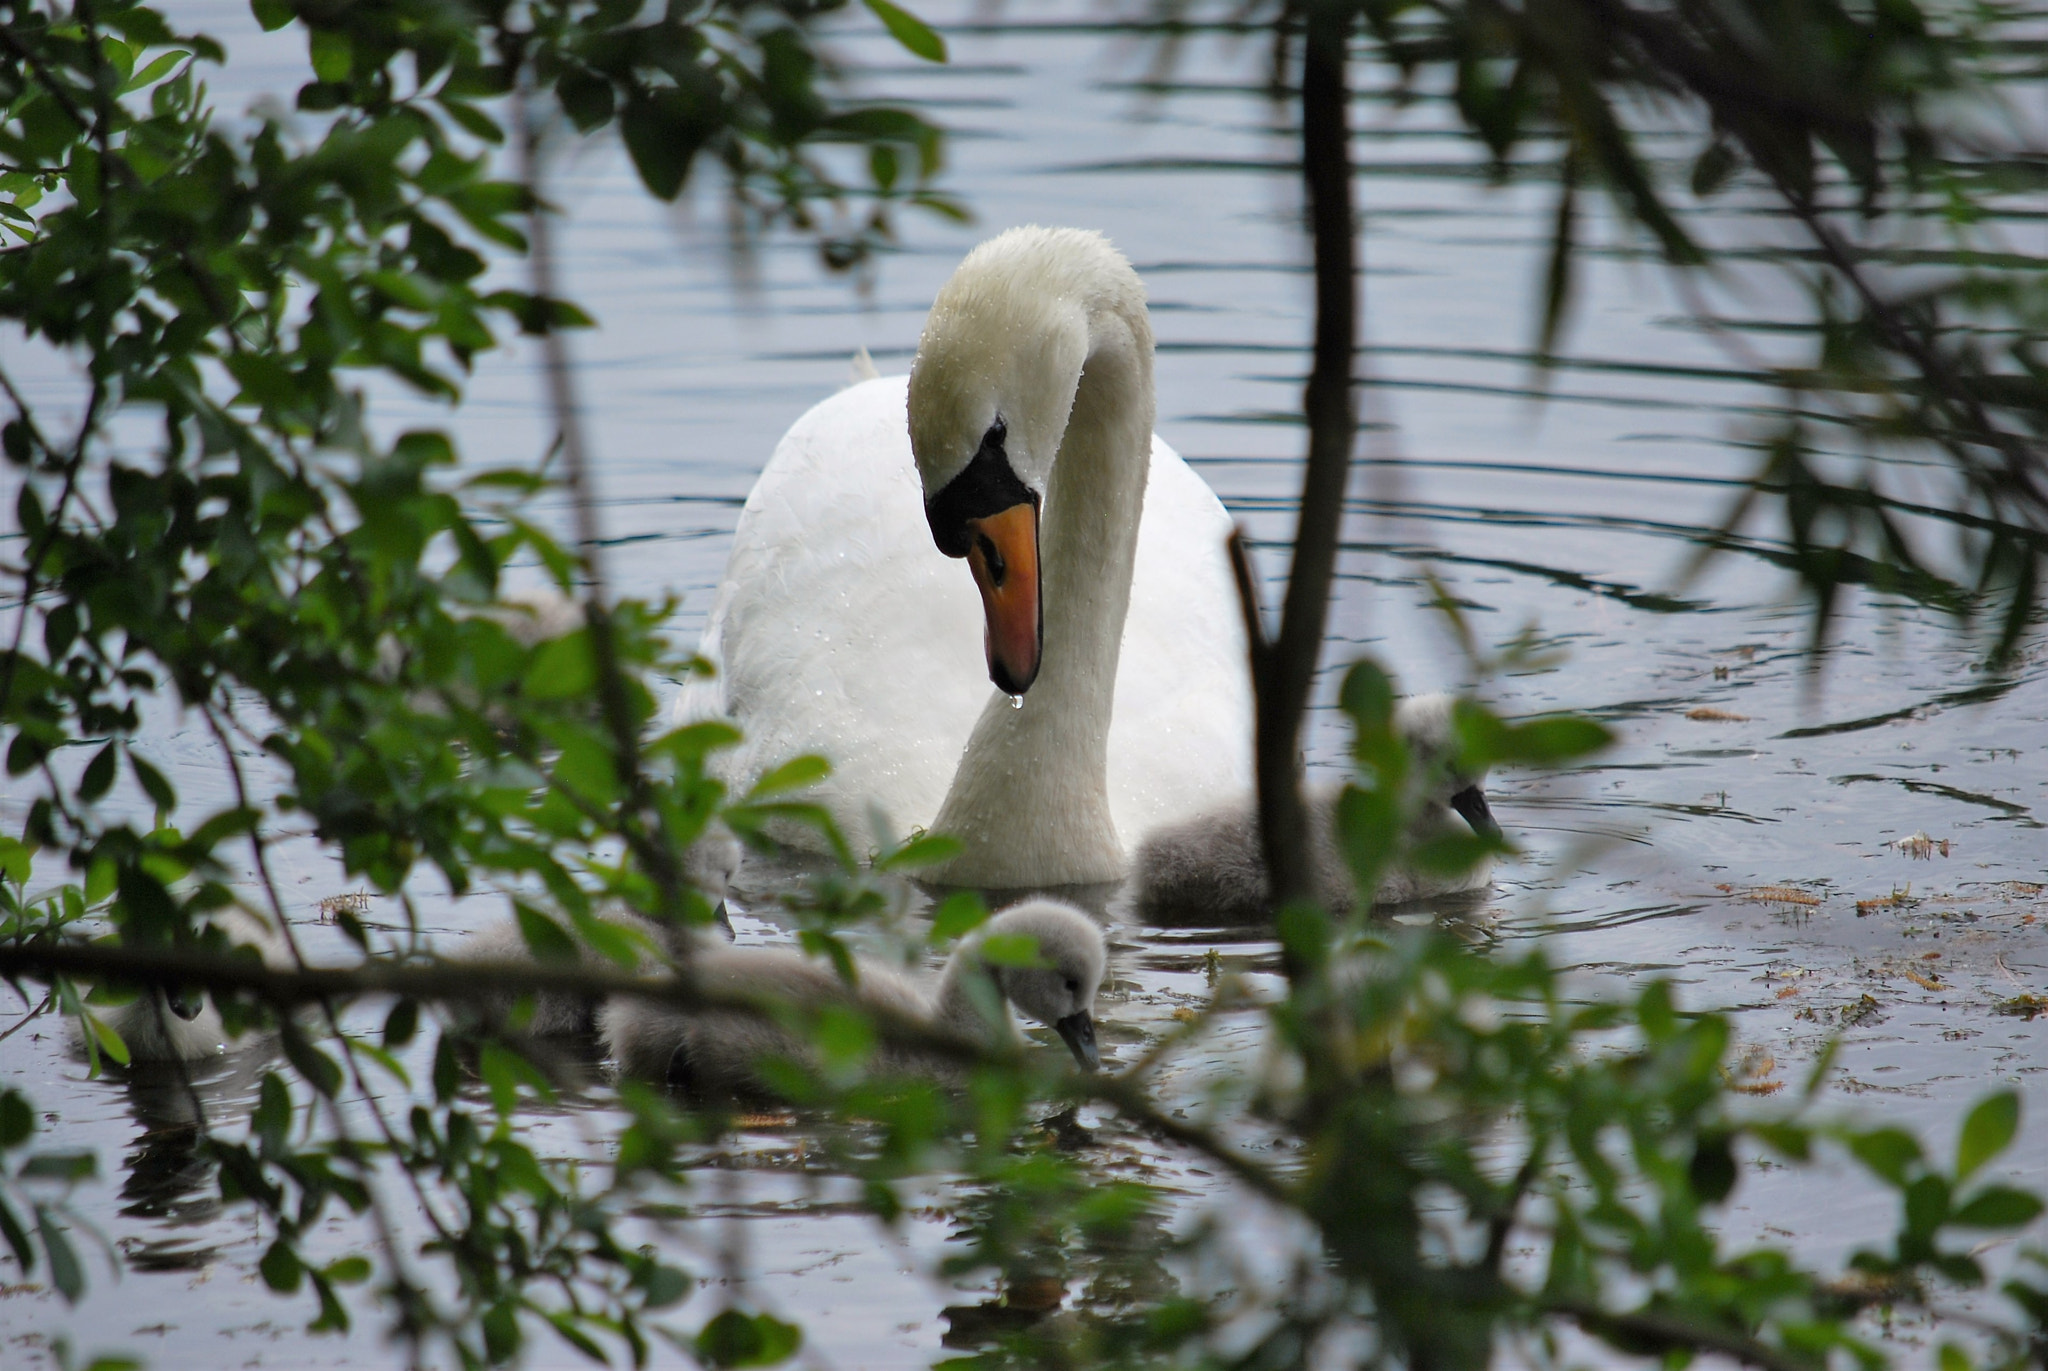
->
(683, 376), (989, 851)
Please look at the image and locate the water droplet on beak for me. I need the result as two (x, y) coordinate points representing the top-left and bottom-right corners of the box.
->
(1007, 693), (1024, 710)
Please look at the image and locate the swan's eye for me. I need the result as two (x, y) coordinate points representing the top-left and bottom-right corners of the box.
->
(1064, 977), (1079, 994)
(976, 532), (1007, 586)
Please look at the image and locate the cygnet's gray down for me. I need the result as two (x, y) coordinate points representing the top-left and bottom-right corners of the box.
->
(598, 898), (1106, 1100)
(450, 827), (743, 1035)
(1130, 693), (1501, 925)
(82, 908), (289, 1063)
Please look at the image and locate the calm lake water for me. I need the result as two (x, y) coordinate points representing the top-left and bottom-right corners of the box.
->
(3, 2), (2045, 1367)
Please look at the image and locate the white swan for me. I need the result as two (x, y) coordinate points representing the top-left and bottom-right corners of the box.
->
(676, 227), (1252, 887)
(599, 898), (1106, 1098)
(450, 827), (743, 1035)
(1128, 694), (1502, 924)
(83, 908), (288, 1063)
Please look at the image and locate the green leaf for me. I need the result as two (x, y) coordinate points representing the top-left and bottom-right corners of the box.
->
(1338, 660), (1395, 735)
(0, 1195), (31, 1272)
(76, 742), (116, 804)
(875, 831), (962, 872)
(525, 631), (594, 700)
(514, 903), (578, 964)
(747, 755), (829, 799)
(120, 50), (187, 95)
(1955, 1091), (2019, 1182)
(433, 1033), (460, 1103)
(478, 1042), (549, 1117)
(129, 754), (176, 814)
(0, 1090), (32, 1147)
(383, 998), (418, 1049)
(324, 1256), (372, 1285)
(1495, 715), (1613, 764)
(438, 99), (503, 144)
(19, 1151), (94, 1182)
(1850, 1127), (1926, 1188)
(620, 89), (713, 202)
(1950, 1186), (2044, 1229)
(976, 932), (1045, 969)
(35, 1209), (82, 1302)
(696, 1308), (803, 1368)
(862, 0), (947, 63)
(927, 890), (988, 945)
(307, 28), (349, 83)
(249, 0), (292, 31)
(83, 1011), (130, 1068)
(1905, 1174), (1951, 1239)
(261, 1237), (305, 1292)
(0, 837), (32, 886)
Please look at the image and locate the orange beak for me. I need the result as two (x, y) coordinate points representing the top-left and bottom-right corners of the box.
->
(964, 501), (1042, 695)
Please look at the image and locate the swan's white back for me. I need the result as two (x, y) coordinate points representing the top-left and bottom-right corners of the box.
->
(678, 373), (1251, 863)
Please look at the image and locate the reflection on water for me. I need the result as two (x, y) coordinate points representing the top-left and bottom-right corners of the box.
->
(1, 0), (2044, 1364)
(112, 1047), (277, 1270)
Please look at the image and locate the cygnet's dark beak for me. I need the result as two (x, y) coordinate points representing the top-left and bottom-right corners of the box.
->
(1450, 784), (1500, 840)
(1054, 1011), (1100, 1072)
(713, 900), (736, 942)
(165, 985), (207, 1021)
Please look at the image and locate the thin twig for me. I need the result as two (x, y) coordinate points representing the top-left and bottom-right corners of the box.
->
(514, 85), (691, 920)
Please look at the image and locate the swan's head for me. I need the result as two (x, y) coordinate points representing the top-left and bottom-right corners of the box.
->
(907, 227), (1141, 696)
(1394, 693), (1500, 839)
(974, 898), (1107, 1071)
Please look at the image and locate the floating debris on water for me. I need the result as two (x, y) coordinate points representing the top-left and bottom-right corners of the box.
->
(733, 1111), (798, 1130)
(1719, 883), (1823, 907)
(1798, 993), (1885, 1028)
(1994, 994), (2047, 1019)
(1723, 1045), (1784, 1094)
(1856, 885), (1915, 916)
(1891, 832), (1951, 860)
(1687, 706), (1752, 722)
(317, 890), (372, 921)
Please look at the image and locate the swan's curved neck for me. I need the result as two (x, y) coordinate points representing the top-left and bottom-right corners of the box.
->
(932, 308), (1154, 887)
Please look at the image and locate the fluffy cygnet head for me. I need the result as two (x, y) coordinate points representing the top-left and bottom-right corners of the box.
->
(1393, 693), (1499, 839)
(959, 899), (1107, 1071)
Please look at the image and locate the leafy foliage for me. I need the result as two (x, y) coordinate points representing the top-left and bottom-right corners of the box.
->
(1175, 0), (2048, 659)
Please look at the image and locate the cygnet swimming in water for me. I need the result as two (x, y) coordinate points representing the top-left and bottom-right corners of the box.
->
(83, 908), (289, 1063)
(1129, 694), (1500, 925)
(598, 898), (1107, 1100)
(451, 826), (743, 1036)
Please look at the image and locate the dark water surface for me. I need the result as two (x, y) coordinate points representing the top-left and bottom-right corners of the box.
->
(3, 3), (2045, 1367)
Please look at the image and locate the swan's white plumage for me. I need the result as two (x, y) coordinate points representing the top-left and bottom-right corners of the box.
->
(676, 375), (1252, 867)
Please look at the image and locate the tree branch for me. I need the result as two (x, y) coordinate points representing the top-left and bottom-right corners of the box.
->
(1257, 0), (1359, 929)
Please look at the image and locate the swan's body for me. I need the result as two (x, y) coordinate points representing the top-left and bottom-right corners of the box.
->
(450, 828), (743, 1035)
(677, 228), (1252, 887)
(1129, 694), (1502, 924)
(599, 899), (1106, 1098)
(88, 909), (287, 1063)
